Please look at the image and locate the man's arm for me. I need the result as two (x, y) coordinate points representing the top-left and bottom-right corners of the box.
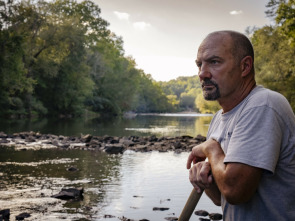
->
(187, 139), (262, 205)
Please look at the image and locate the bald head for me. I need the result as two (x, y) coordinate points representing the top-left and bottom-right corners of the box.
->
(203, 31), (255, 73)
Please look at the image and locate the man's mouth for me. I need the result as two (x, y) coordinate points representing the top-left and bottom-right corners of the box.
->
(202, 84), (215, 91)
(202, 79), (217, 92)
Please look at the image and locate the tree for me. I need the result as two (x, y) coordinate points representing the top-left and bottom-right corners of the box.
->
(249, 0), (295, 110)
(0, 0), (35, 116)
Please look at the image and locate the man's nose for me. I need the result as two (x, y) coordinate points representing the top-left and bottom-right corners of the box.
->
(199, 64), (212, 80)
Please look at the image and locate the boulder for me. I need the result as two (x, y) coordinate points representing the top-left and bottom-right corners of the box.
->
(195, 134), (206, 142)
(104, 144), (124, 154)
(51, 187), (84, 200)
(152, 207), (169, 211)
(0, 132), (8, 138)
(148, 135), (158, 142)
(0, 209), (10, 221)
(165, 217), (178, 221)
(0, 139), (9, 144)
(195, 210), (209, 216)
(199, 218), (210, 221)
(15, 212), (30, 220)
(67, 167), (78, 172)
(209, 213), (223, 220)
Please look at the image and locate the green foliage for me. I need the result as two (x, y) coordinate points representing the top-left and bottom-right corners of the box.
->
(159, 76), (204, 111)
(132, 74), (173, 113)
(250, 0), (295, 111)
(0, 0), (172, 117)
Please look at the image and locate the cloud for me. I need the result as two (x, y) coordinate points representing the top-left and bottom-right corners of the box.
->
(229, 10), (243, 15)
(133, 22), (151, 30)
(113, 11), (130, 20)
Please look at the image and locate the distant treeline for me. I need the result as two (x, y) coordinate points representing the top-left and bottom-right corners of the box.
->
(0, 0), (174, 118)
(0, 0), (294, 118)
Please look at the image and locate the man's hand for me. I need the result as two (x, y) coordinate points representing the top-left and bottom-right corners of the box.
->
(186, 139), (222, 205)
(189, 161), (213, 193)
(187, 138), (218, 170)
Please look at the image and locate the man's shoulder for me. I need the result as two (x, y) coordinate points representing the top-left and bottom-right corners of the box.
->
(246, 86), (289, 109)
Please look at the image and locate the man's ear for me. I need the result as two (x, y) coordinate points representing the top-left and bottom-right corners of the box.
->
(240, 56), (253, 77)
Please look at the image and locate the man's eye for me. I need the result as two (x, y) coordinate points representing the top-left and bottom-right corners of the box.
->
(211, 60), (219, 64)
(196, 62), (202, 68)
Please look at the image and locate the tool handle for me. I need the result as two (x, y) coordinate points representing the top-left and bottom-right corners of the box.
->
(178, 188), (203, 221)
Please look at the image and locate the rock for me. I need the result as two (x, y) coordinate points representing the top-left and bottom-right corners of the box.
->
(181, 135), (193, 139)
(58, 135), (66, 140)
(199, 218), (210, 221)
(209, 213), (223, 220)
(104, 144), (124, 154)
(0, 139), (9, 144)
(25, 136), (36, 142)
(0, 209), (10, 221)
(15, 212), (30, 220)
(67, 167), (78, 172)
(173, 142), (182, 149)
(52, 140), (60, 146)
(0, 131), (208, 154)
(195, 210), (209, 216)
(109, 137), (120, 144)
(88, 139), (100, 146)
(104, 214), (116, 218)
(149, 135), (158, 142)
(195, 134), (206, 142)
(103, 135), (114, 143)
(81, 134), (92, 142)
(0, 132), (8, 138)
(120, 138), (135, 147)
(153, 207), (169, 211)
(51, 187), (84, 200)
(165, 217), (178, 221)
(118, 216), (135, 221)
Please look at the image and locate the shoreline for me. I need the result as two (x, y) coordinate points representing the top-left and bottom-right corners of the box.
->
(0, 131), (206, 153)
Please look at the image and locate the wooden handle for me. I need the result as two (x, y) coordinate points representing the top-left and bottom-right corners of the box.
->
(178, 188), (203, 221)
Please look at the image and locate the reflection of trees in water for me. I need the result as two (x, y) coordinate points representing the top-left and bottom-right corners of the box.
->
(70, 150), (122, 208)
(194, 116), (213, 136)
(0, 148), (123, 217)
(0, 115), (213, 137)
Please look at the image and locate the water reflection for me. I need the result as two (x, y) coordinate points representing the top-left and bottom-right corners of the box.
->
(0, 113), (219, 220)
(0, 114), (213, 137)
(0, 147), (221, 220)
(0, 147), (122, 220)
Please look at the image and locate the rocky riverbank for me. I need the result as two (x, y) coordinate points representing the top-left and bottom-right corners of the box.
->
(0, 131), (207, 153)
(0, 131), (225, 221)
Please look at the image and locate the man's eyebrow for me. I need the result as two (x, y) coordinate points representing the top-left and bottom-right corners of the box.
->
(195, 55), (222, 63)
(205, 55), (222, 61)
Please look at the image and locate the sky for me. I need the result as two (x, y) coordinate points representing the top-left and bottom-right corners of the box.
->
(94, 0), (271, 82)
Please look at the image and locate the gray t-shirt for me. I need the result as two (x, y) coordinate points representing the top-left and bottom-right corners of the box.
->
(207, 86), (295, 221)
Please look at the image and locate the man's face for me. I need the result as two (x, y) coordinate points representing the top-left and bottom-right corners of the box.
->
(195, 34), (241, 102)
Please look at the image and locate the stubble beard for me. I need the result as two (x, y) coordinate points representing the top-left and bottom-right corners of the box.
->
(202, 79), (221, 101)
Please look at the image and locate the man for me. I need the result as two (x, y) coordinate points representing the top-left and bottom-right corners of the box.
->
(187, 30), (295, 220)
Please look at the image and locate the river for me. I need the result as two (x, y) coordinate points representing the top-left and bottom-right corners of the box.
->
(0, 113), (222, 220)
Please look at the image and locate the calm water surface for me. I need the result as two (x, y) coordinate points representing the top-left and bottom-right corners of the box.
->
(0, 114), (222, 220)
(0, 113), (213, 137)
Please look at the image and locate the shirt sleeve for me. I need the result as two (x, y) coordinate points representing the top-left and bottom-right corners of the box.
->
(224, 105), (282, 174)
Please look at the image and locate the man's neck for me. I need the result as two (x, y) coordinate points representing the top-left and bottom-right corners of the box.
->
(219, 79), (256, 113)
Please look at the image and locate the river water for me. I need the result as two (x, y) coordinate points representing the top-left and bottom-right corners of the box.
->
(0, 114), (222, 220)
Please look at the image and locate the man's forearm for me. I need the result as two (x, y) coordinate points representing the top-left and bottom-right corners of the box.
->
(203, 139), (262, 205)
(205, 180), (221, 206)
